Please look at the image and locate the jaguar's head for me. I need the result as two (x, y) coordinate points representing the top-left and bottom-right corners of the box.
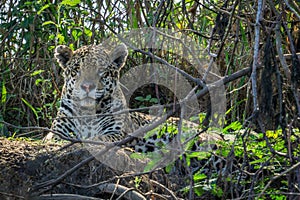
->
(54, 44), (128, 108)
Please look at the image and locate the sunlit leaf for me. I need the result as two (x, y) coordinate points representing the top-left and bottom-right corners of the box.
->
(35, 79), (44, 86)
(1, 81), (7, 104)
(84, 27), (92, 37)
(72, 29), (78, 41)
(30, 70), (45, 77)
(130, 152), (145, 159)
(266, 130), (281, 139)
(193, 173), (207, 181)
(42, 21), (57, 27)
(37, 4), (50, 15)
(57, 33), (65, 44)
(61, 0), (81, 6)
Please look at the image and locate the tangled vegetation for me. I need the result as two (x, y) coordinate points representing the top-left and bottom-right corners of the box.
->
(0, 0), (300, 199)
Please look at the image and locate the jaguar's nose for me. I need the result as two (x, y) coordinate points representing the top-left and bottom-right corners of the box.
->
(81, 81), (96, 93)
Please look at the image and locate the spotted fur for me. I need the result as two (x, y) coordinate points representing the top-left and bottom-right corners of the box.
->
(45, 43), (210, 153)
(45, 43), (174, 152)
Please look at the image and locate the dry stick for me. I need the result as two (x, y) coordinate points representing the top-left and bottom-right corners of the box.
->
(268, 0), (292, 80)
(143, 192), (169, 200)
(0, 192), (25, 200)
(274, 49), (291, 159)
(96, 183), (146, 200)
(66, 170), (153, 191)
(37, 193), (104, 200)
(226, 15), (240, 75)
(282, 21), (300, 116)
(283, 0), (300, 20)
(149, 180), (178, 200)
(251, 0), (263, 114)
(257, 162), (300, 199)
(275, 22), (291, 80)
(206, 1), (255, 26)
(182, 28), (216, 40)
(115, 187), (143, 200)
(118, 35), (253, 98)
(215, 0), (239, 58)
(110, 178), (120, 200)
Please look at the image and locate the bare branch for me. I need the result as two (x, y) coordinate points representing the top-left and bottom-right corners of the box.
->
(251, 0), (264, 113)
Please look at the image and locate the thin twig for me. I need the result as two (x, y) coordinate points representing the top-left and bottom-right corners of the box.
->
(257, 162), (300, 199)
(150, 179), (179, 200)
(283, 0), (300, 20)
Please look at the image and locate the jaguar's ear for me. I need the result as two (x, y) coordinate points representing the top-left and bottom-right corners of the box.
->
(54, 45), (73, 69)
(109, 43), (128, 69)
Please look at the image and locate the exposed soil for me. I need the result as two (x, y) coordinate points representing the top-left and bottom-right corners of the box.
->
(0, 137), (189, 200)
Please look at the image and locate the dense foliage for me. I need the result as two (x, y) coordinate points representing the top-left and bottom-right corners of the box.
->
(0, 0), (300, 199)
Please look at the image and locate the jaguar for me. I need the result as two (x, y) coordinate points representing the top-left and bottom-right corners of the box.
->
(45, 43), (187, 152)
(44, 42), (224, 155)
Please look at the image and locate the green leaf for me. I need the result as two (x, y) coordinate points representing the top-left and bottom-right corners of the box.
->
(60, 0), (81, 6)
(69, 43), (75, 51)
(72, 29), (78, 41)
(249, 157), (266, 165)
(187, 151), (210, 160)
(130, 152), (146, 159)
(57, 33), (65, 44)
(84, 27), (92, 37)
(1, 81), (7, 104)
(193, 173), (207, 181)
(30, 70), (45, 77)
(164, 163), (174, 173)
(72, 29), (83, 41)
(42, 21), (57, 27)
(149, 98), (158, 103)
(223, 121), (242, 133)
(37, 4), (50, 15)
(135, 96), (144, 102)
(145, 95), (151, 101)
(143, 158), (157, 172)
(21, 98), (38, 120)
(24, 1), (33, 6)
(194, 186), (205, 197)
(35, 79), (44, 86)
(266, 129), (281, 139)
